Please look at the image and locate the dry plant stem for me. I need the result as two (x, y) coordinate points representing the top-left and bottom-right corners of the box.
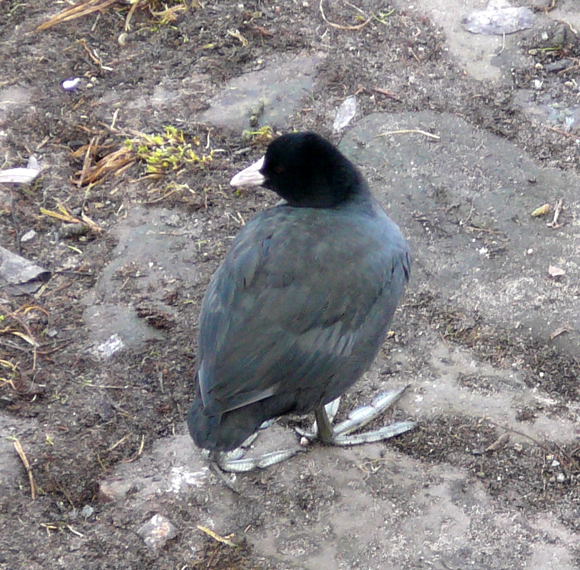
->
(78, 136), (98, 187)
(485, 433), (510, 453)
(78, 39), (104, 68)
(548, 198), (563, 227)
(378, 129), (441, 140)
(123, 434), (145, 463)
(485, 419), (574, 468)
(547, 126), (580, 140)
(13, 439), (37, 499)
(319, 0), (373, 31)
(372, 87), (402, 101)
(197, 525), (237, 547)
(125, 1), (140, 31)
(36, 0), (118, 32)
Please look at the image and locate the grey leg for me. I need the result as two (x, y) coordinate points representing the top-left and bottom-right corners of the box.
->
(314, 405), (335, 444)
(300, 385), (416, 446)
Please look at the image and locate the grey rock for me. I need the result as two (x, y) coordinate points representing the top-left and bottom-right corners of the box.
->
(137, 514), (178, 552)
(0, 245), (50, 295)
(201, 52), (325, 132)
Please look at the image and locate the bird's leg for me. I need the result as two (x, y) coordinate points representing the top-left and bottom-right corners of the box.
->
(300, 397), (341, 439)
(299, 385), (416, 446)
(205, 387), (414, 476)
(314, 405), (335, 444)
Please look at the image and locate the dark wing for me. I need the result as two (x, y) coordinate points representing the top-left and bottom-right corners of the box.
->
(197, 206), (410, 416)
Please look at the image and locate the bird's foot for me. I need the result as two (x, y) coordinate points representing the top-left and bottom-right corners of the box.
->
(208, 420), (304, 473)
(297, 385), (416, 446)
(206, 386), (414, 477)
(212, 447), (303, 473)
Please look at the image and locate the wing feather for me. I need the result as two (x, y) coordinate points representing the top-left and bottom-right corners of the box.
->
(197, 205), (409, 415)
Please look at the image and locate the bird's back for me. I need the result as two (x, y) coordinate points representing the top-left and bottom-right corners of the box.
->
(188, 197), (410, 451)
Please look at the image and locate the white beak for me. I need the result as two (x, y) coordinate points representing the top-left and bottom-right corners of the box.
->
(230, 156), (265, 187)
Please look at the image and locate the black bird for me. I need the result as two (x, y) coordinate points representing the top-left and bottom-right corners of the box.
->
(188, 132), (414, 471)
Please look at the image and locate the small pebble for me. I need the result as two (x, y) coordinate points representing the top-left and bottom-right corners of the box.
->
(21, 229), (36, 242)
(62, 77), (82, 91)
(137, 514), (178, 552)
(544, 59), (571, 73)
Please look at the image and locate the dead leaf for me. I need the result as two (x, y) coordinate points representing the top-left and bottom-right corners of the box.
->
(10, 331), (39, 347)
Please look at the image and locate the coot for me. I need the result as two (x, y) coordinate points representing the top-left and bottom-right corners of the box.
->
(188, 132), (414, 471)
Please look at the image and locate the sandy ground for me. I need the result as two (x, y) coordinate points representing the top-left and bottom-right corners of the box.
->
(0, 1), (578, 568)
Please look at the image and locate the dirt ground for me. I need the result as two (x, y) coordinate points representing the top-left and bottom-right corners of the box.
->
(0, 1), (578, 568)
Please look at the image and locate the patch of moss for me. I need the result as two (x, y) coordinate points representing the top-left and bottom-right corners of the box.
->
(242, 125), (275, 146)
(126, 126), (215, 177)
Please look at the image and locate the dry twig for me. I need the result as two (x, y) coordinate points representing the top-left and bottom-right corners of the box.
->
(197, 525), (237, 547)
(547, 198), (563, 228)
(378, 129), (440, 141)
(371, 87), (402, 101)
(485, 433), (510, 453)
(13, 438), (37, 499)
(547, 126), (580, 140)
(123, 434), (145, 463)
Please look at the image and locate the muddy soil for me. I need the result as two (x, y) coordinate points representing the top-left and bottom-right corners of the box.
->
(0, 1), (578, 569)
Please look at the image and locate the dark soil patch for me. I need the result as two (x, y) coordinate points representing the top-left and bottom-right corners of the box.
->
(391, 416), (580, 532)
(1, 1), (578, 567)
(405, 290), (580, 402)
